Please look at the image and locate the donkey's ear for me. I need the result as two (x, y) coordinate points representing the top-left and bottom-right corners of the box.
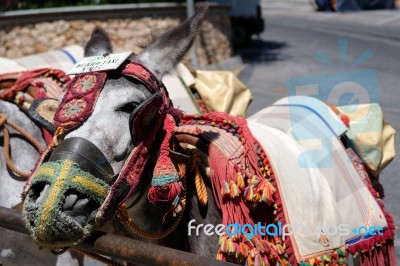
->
(133, 3), (208, 80)
(84, 27), (113, 57)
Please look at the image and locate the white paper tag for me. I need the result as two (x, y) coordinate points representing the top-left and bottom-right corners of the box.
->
(67, 52), (132, 75)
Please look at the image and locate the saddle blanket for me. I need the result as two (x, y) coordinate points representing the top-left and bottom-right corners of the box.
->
(247, 97), (388, 261)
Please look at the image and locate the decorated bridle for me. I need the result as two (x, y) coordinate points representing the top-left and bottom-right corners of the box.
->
(22, 59), (185, 246)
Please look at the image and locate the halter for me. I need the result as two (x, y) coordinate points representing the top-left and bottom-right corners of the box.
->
(23, 59), (184, 241)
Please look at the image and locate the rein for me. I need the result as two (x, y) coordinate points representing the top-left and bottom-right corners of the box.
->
(116, 163), (187, 240)
(0, 113), (44, 178)
(116, 148), (207, 240)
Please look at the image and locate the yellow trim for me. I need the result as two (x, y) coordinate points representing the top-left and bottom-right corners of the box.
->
(32, 167), (55, 178)
(38, 160), (72, 240)
(72, 175), (108, 198)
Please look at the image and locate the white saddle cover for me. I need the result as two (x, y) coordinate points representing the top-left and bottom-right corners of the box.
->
(247, 96), (387, 261)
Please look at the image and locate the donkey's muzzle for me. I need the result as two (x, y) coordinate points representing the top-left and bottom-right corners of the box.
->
(22, 137), (113, 248)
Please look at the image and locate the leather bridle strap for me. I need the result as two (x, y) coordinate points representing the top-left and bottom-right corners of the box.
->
(122, 62), (160, 93)
(48, 137), (114, 184)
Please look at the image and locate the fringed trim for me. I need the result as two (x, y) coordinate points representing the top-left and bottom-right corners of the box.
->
(299, 247), (347, 266)
(181, 113), (291, 266)
(216, 235), (288, 266)
(259, 136), (297, 265)
(356, 242), (396, 266)
(221, 176), (276, 204)
(182, 113), (277, 205)
(346, 202), (396, 265)
(222, 180), (240, 198)
(244, 176), (276, 204)
(345, 150), (397, 265)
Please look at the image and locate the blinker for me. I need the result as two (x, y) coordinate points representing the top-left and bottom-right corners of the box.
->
(28, 98), (59, 134)
(129, 92), (163, 146)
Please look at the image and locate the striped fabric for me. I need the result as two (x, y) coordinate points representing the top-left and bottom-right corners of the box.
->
(15, 45), (84, 73)
(0, 45), (84, 74)
(0, 57), (26, 73)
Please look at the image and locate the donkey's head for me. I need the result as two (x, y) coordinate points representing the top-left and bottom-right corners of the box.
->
(22, 3), (207, 248)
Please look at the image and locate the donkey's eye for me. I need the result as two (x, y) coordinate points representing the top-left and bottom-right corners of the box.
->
(116, 102), (139, 113)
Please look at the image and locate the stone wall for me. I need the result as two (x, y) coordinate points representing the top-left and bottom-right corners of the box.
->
(0, 4), (232, 68)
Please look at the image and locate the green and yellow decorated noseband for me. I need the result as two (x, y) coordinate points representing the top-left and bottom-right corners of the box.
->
(22, 159), (110, 248)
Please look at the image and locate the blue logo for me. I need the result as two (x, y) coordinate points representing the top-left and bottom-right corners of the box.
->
(286, 39), (379, 168)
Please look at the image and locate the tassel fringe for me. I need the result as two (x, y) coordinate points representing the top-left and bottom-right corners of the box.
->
(180, 112), (396, 266)
(148, 114), (184, 219)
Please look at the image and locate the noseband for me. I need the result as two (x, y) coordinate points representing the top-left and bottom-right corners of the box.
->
(23, 60), (182, 225)
(49, 137), (114, 184)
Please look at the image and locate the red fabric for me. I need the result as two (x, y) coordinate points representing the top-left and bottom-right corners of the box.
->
(122, 62), (160, 93)
(54, 72), (107, 131)
(345, 149), (396, 265)
(148, 114), (182, 204)
(181, 113), (288, 265)
(0, 68), (69, 146)
(43, 129), (53, 146)
(0, 68), (50, 101)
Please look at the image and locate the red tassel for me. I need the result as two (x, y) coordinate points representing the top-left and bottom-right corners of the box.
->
(148, 114), (181, 205)
(148, 182), (182, 203)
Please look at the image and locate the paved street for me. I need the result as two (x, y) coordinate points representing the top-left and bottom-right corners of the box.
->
(236, 0), (400, 260)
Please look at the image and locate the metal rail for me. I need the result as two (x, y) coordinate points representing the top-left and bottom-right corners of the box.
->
(0, 3), (230, 26)
(0, 206), (235, 266)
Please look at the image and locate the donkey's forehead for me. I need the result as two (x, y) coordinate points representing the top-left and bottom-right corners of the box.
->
(101, 76), (153, 102)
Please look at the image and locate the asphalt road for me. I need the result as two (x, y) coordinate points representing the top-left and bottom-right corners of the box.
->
(235, 14), (400, 261)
